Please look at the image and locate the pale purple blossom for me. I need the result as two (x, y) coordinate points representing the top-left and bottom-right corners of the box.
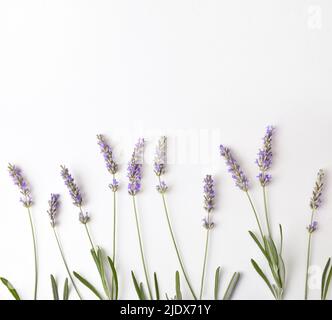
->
(256, 126), (275, 186)
(156, 181), (168, 194)
(97, 134), (118, 175)
(109, 178), (119, 192)
(127, 138), (144, 195)
(310, 169), (324, 211)
(307, 221), (318, 233)
(154, 136), (167, 176)
(8, 163), (33, 208)
(203, 175), (215, 213)
(220, 145), (249, 191)
(47, 194), (60, 227)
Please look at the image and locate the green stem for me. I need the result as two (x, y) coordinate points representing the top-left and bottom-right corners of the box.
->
(52, 227), (83, 300)
(158, 177), (197, 300)
(27, 207), (38, 300)
(263, 186), (272, 238)
(199, 216), (210, 300)
(245, 192), (264, 240)
(84, 223), (96, 252)
(132, 195), (153, 300)
(305, 210), (315, 300)
(111, 176), (117, 300)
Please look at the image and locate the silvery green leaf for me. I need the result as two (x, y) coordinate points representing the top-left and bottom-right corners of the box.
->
(214, 266), (221, 300)
(223, 272), (240, 300)
(0, 277), (21, 300)
(251, 259), (275, 298)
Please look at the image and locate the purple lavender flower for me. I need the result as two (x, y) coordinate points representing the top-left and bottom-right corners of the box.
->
(109, 178), (119, 192)
(127, 138), (144, 195)
(307, 221), (318, 233)
(156, 180), (168, 194)
(97, 134), (118, 175)
(60, 165), (89, 224)
(310, 169), (324, 211)
(154, 136), (167, 176)
(8, 163), (33, 208)
(203, 175), (215, 213)
(202, 217), (214, 230)
(256, 126), (275, 186)
(219, 145), (249, 191)
(47, 194), (60, 227)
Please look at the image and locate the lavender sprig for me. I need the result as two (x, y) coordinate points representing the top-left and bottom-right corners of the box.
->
(47, 193), (60, 227)
(256, 126), (274, 186)
(305, 169), (325, 300)
(8, 163), (33, 208)
(127, 138), (144, 195)
(153, 136), (197, 300)
(219, 145), (249, 192)
(8, 163), (38, 300)
(97, 134), (118, 175)
(60, 165), (89, 224)
(46, 193), (83, 300)
(200, 175), (215, 299)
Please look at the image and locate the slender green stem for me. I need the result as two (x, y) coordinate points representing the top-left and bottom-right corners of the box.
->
(132, 195), (153, 300)
(245, 192), (264, 240)
(111, 174), (117, 300)
(199, 215), (210, 300)
(305, 210), (315, 300)
(263, 186), (272, 238)
(84, 223), (96, 252)
(27, 207), (38, 300)
(158, 177), (197, 300)
(52, 227), (83, 300)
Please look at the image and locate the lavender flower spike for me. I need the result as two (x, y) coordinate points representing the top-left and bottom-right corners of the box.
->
(202, 175), (215, 230)
(310, 169), (324, 211)
(60, 165), (89, 224)
(154, 136), (167, 176)
(8, 163), (33, 208)
(219, 145), (249, 191)
(47, 194), (60, 227)
(97, 134), (118, 175)
(256, 126), (275, 186)
(127, 138), (145, 195)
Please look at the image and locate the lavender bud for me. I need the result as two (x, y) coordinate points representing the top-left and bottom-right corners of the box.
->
(256, 126), (275, 186)
(127, 138), (144, 195)
(8, 163), (33, 208)
(109, 178), (119, 192)
(310, 169), (324, 211)
(79, 211), (89, 224)
(60, 165), (83, 207)
(202, 217), (214, 230)
(307, 221), (318, 233)
(154, 136), (167, 176)
(47, 194), (60, 227)
(97, 134), (118, 175)
(156, 181), (168, 194)
(219, 145), (249, 191)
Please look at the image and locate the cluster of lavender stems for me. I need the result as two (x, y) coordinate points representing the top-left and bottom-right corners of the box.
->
(304, 169), (324, 300)
(8, 164), (38, 300)
(97, 134), (119, 300)
(128, 138), (154, 300)
(47, 194), (82, 300)
(199, 175), (215, 299)
(153, 136), (197, 300)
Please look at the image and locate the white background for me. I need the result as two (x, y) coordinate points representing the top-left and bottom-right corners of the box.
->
(0, 0), (331, 300)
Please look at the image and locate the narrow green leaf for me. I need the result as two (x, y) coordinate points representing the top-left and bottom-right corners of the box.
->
(279, 224), (283, 255)
(321, 257), (331, 299)
(140, 283), (147, 300)
(223, 272), (240, 300)
(251, 259), (275, 298)
(73, 271), (103, 300)
(214, 266), (221, 300)
(107, 256), (119, 300)
(323, 264), (332, 300)
(131, 271), (145, 300)
(248, 231), (266, 257)
(154, 272), (160, 300)
(63, 278), (69, 300)
(175, 271), (182, 300)
(278, 254), (286, 288)
(0, 277), (21, 300)
(50, 275), (59, 300)
(96, 247), (111, 298)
